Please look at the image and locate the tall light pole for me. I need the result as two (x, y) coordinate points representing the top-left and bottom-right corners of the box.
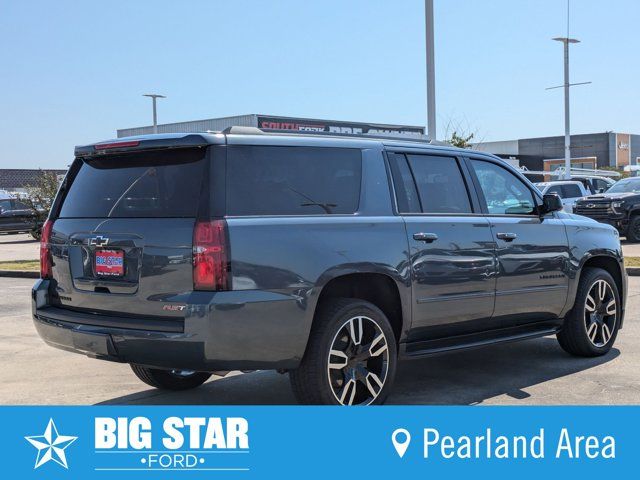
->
(425, 0), (436, 141)
(143, 94), (166, 134)
(547, 1), (590, 179)
(550, 38), (579, 179)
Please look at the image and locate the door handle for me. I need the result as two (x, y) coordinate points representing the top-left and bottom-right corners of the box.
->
(496, 232), (517, 242)
(413, 232), (438, 243)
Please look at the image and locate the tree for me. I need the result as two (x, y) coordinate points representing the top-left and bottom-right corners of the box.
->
(447, 131), (475, 149)
(441, 117), (479, 149)
(17, 170), (60, 238)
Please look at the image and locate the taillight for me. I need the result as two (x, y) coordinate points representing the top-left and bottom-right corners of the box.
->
(40, 219), (54, 279)
(193, 220), (230, 291)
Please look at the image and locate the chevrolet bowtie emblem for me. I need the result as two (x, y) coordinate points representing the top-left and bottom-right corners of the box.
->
(89, 236), (109, 247)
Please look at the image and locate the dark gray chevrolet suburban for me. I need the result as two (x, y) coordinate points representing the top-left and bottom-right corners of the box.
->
(32, 128), (627, 405)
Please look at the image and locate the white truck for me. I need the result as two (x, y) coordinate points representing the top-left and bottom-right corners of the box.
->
(535, 180), (590, 213)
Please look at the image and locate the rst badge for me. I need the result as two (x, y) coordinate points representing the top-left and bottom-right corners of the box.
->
(163, 304), (187, 312)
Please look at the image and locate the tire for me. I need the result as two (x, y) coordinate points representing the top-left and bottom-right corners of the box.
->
(130, 365), (211, 391)
(626, 215), (640, 243)
(30, 229), (41, 241)
(557, 267), (620, 357)
(290, 298), (397, 405)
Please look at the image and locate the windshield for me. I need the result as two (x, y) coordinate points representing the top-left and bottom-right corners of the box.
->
(606, 179), (640, 194)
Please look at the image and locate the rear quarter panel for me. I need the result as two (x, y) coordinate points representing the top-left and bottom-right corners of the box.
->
(224, 216), (410, 365)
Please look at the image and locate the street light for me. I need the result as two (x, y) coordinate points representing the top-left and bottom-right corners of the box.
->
(547, 38), (589, 180)
(547, 0), (591, 180)
(143, 94), (166, 134)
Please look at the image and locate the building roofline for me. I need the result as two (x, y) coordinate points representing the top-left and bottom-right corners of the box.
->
(117, 113), (425, 134)
(475, 131), (635, 145)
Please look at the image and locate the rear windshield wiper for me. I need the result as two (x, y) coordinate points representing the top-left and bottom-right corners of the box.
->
(106, 167), (157, 218)
(287, 186), (336, 214)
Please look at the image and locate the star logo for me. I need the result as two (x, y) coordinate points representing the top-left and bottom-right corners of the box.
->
(25, 418), (78, 469)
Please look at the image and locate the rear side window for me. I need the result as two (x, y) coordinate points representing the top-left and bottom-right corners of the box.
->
(226, 146), (361, 215)
(406, 154), (472, 214)
(546, 185), (563, 197)
(59, 148), (206, 218)
(0, 199), (11, 212)
(387, 153), (421, 213)
(561, 184), (583, 198)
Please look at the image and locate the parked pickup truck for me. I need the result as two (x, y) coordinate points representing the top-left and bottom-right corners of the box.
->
(575, 176), (640, 242)
(573, 175), (615, 194)
(32, 129), (627, 405)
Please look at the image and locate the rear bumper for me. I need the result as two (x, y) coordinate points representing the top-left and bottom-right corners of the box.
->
(32, 279), (312, 372)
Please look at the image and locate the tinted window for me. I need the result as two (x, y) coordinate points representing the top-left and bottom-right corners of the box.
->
(561, 184), (583, 198)
(607, 178), (640, 193)
(406, 154), (472, 214)
(59, 149), (206, 218)
(594, 179), (610, 192)
(388, 153), (421, 213)
(226, 146), (361, 215)
(470, 159), (536, 215)
(0, 199), (11, 212)
(546, 185), (563, 197)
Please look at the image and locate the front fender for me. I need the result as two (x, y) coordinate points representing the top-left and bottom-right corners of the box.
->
(560, 215), (626, 320)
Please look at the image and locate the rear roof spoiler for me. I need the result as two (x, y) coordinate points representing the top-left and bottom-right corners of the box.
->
(74, 133), (223, 157)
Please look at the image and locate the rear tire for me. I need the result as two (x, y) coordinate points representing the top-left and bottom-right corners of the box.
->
(557, 267), (620, 357)
(130, 365), (211, 391)
(626, 215), (640, 243)
(290, 298), (397, 405)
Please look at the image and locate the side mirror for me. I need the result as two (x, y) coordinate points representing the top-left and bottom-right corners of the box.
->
(541, 193), (563, 215)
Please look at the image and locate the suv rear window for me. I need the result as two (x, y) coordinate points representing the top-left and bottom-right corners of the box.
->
(59, 149), (206, 218)
(226, 146), (361, 216)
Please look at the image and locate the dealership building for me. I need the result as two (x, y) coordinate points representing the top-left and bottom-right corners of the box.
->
(117, 114), (425, 139)
(473, 132), (640, 175)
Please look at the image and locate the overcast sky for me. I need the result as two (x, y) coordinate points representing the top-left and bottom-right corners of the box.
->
(1, 0), (639, 168)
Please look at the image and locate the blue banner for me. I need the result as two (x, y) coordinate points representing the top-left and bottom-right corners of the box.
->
(5, 406), (637, 478)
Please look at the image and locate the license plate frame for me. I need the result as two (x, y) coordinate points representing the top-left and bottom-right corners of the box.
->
(94, 249), (125, 277)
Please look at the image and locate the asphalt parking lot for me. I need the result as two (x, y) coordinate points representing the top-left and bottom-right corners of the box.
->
(0, 233), (38, 261)
(0, 275), (638, 405)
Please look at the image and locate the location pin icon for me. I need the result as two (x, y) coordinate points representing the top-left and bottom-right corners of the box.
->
(391, 428), (411, 458)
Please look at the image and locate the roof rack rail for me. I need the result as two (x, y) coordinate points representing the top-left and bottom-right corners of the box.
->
(218, 125), (450, 146)
(519, 166), (621, 178)
(221, 126), (264, 135)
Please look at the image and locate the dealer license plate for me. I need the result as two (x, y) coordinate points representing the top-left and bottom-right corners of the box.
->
(95, 250), (124, 277)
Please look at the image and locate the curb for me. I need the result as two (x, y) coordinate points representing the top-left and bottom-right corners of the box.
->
(0, 270), (39, 279)
(626, 267), (640, 277)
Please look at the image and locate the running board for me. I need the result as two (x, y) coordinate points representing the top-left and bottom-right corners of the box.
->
(400, 322), (562, 359)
